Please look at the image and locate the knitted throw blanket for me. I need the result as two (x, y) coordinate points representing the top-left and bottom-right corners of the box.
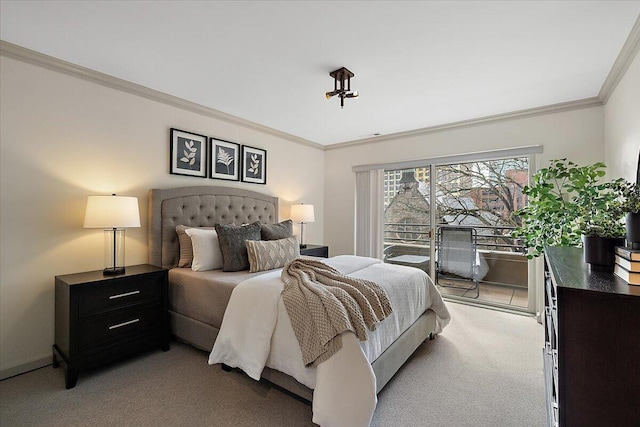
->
(280, 258), (393, 367)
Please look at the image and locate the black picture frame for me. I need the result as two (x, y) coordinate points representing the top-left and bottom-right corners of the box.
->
(241, 145), (267, 185)
(210, 138), (240, 181)
(170, 128), (208, 178)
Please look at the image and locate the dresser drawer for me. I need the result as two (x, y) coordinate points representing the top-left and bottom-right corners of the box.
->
(545, 272), (556, 309)
(545, 307), (556, 349)
(78, 304), (161, 351)
(78, 275), (161, 318)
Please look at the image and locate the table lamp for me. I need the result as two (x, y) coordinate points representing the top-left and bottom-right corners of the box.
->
(290, 203), (315, 248)
(84, 194), (141, 275)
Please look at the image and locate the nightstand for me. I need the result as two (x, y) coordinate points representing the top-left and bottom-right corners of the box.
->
(300, 244), (329, 258)
(53, 264), (169, 389)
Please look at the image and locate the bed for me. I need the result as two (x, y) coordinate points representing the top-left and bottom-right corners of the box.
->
(148, 186), (450, 425)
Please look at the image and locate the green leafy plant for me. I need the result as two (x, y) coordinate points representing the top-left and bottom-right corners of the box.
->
(613, 180), (640, 214)
(512, 159), (625, 259)
(577, 205), (625, 238)
(575, 176), (625, 239)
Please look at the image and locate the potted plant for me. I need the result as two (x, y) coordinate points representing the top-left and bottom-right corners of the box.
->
(513, 159), (625, 270)
(576, 179), (625, 271)
(614, 180), (640, 248)
(513, 159), (599, 259)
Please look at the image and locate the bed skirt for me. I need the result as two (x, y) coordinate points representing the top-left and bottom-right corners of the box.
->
(170, 309), (438, 402)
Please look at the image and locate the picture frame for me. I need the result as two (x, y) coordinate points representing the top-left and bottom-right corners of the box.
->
(241, 145), (267, 185)
(170, 128), (208, 178)
(210, 138), (240, 181)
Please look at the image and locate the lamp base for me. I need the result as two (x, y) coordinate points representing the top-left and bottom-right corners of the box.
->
(103, 267), (125, 276)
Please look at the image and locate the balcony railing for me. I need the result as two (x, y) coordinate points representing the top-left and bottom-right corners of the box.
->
(384, 222), (529, 293)
(384, 222), (525, 253)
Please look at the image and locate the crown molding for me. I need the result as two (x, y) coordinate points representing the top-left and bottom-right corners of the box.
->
(598, 15), (640, 104)
(325, 97), (602, 151)
(3, 35), (626, 153)
(0, 40), (324, 151)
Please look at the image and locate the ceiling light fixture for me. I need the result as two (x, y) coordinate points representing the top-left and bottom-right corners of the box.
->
(325, 67), (359, 109)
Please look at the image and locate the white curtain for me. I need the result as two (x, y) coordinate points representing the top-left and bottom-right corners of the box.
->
(355, 169), (384, 259)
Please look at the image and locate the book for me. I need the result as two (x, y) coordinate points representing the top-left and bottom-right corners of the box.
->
(615, 255), (640, 272)
(614, 246), (640, 262)
(613, 264), (640, 285)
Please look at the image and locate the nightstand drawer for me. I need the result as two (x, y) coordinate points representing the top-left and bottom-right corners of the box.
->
(78, 304), (161, 351)
(78, 275), (161, 318)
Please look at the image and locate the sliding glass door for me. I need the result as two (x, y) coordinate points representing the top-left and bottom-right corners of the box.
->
(383, 167), (433, 276)
(383, 157), (532, 312)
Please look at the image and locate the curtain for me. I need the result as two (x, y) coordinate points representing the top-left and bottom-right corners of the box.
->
(355, 169), (384, 259)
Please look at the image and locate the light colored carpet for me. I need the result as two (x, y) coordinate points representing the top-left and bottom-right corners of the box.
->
(0, 302), (545, 426)
(371, 302), (545, 427)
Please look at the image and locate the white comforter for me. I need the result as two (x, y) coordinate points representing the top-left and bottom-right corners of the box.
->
(209, 255), (450, 427)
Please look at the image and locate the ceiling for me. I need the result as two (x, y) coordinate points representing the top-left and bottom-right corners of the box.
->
(1, 1), (639, 146)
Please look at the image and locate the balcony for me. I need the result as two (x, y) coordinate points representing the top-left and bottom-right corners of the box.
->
(384, 222), (529, 311)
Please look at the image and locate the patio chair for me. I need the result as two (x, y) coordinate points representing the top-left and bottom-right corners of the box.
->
(436, 226), (480, 298)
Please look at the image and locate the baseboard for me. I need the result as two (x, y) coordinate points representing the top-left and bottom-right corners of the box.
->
(0, 355), (51, 380)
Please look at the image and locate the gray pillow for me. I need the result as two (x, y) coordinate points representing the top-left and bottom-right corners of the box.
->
(215, 222), (262, 272)
(261, 219), (294, 240)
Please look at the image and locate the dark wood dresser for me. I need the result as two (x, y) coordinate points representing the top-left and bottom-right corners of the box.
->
(543, 246), (640, 427)
(53, 264), (169, 388)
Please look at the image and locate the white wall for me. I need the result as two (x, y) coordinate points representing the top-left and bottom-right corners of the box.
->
(2, 43), (634, 378)
(604, 49), (640, 181)
(0, 56), (325, 376)
(324, 106), (605, 256)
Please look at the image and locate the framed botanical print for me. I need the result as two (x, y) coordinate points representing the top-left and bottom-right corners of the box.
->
(210, 138), (240, 181)
(241, 145), (267, 185)
(170, 128), (208, 178)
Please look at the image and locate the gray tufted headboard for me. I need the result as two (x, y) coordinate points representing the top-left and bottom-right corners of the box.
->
(148, 186), (278, 269)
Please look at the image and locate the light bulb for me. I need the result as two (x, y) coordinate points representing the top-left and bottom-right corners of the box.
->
(326, 90), (341, 99)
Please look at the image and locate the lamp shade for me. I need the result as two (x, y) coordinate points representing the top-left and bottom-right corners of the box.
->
(290, 204), (315, 223)
(83, 195), (141, 228)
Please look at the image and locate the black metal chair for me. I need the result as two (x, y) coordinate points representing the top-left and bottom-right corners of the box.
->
(436, 226), (480, 298)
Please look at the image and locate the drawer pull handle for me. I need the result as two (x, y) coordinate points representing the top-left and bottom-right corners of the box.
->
(109, 290), (140, 300)
(108, 319), (140, 330)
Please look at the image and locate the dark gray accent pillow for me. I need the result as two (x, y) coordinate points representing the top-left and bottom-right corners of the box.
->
(261, 219), (293, 240)
(215, 222), (262, 272)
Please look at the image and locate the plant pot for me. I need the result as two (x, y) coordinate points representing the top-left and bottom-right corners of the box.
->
(582, 235), (625, 272)
(626, 212), (640, 249)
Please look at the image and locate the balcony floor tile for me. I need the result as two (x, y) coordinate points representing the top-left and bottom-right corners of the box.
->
(437, 280), (529, 310)
(511, 287), (529, 307)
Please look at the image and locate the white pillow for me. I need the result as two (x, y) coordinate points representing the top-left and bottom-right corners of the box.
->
(184, 228), (223, 271)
